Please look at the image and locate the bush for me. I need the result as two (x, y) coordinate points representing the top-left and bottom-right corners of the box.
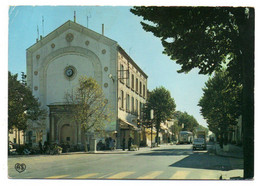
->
(50, 144), (63, 155)
(130, 145), (138, 151)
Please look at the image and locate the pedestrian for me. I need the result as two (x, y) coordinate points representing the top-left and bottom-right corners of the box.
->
(109, 138), (114, 150)
(128, 137), (132, 151)
(39, 140), (43, 154)
(113, 139), (116, 150)
(105, 137), (110, 150)
(122, 138), (125, 151)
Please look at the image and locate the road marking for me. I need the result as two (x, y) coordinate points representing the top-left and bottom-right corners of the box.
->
(45, 175), (69, 179)
(170, 171), (189, 179)
(98, 172), (115, 178)
(107, 172), (135, 179)
(137, 171), (163, 179)
(75, 173), (98, 179)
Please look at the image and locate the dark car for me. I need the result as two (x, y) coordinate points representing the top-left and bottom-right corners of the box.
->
(193, 138), (206, 150)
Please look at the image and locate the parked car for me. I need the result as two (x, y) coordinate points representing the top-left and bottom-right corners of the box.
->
(193, 138), (206, 150)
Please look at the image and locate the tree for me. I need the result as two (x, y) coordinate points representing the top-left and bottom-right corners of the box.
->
(146, 87), (176, 144)
(64, 76), (113, 151)
(169, 120), (182, 141)
(173, 111), (199, 133)
(131, 7), (254, 178)
(198, 69), (242, 147)
(8, 71), (47, 145)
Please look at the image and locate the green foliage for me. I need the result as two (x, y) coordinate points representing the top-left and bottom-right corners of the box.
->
(64, 76), (114, 133)
(148, 87), (176, 123)
(8, 71), (47, 131)
(198, 69), (242, 136)
(131, 7), (253, 84)
(145, 86), (176, 141)
(169, 120), (182, 136)
(173, 111), (199, 133)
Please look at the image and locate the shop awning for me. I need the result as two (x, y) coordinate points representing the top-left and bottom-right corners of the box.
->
(119, 119), (140, 131)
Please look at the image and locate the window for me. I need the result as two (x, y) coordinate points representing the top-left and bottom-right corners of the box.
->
(136, 78), (138, 92)
(140, 102), (143, 118)
(121, 90), (124, 109)
(126, 70), (130, 87)
(136, 99), (138, 114)
(126, 94), (130, 112)
(131, 96), (134, 113)
(143, 84), (146, 98)
(140, 81), (142, 95)
(120, 64), (124, 83)
(131, 74), (134, 89)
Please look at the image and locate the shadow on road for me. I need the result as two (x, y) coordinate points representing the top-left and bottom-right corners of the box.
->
(135, 148), (193, 156)
(169, 153), (243, 171)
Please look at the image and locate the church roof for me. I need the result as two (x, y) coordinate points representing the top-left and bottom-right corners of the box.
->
(26, 20), (117, 52)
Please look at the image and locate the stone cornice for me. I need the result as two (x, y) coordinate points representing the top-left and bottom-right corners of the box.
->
(117, 45), (148, 79)
(26, 20), (117, 53)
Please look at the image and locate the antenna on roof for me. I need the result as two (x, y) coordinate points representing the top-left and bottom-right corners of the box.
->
(42, 16), (44, 37)
(36, 25), (39, 42)
(87, 11), (91, 28)
(74, 11), (76, 23)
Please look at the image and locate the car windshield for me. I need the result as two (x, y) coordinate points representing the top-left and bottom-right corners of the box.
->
(194, 138), (204, 142)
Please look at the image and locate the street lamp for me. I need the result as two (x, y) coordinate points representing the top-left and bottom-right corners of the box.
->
(150, 109), (154, 148)
(108, 74), (115, 82)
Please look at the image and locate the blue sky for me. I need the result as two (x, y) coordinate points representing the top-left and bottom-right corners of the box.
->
(8, 6), (210, 127)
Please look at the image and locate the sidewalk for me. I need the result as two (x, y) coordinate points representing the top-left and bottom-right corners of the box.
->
(214, 143), (243, 159)
(64, 143), (171, 155)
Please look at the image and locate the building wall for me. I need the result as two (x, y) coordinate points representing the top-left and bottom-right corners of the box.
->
(117, 51), (147, 121)
(26, 21), (119, 145)
(8, 128), (24, 145)
(117, 50), (148, 148)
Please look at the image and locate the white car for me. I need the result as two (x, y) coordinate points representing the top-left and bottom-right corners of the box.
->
(193, 138), (206, 150)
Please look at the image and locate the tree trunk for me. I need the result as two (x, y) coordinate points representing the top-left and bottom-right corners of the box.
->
(241, 8), (254, 179)
(81, 128), (88, 152)
(18, 130), (21, 147)
(156, 122), (160, 146)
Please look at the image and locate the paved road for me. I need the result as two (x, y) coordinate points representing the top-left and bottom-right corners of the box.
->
(8, 144), (243, 180)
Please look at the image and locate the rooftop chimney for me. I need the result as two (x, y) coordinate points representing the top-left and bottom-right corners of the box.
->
(102, 24), (104, 35)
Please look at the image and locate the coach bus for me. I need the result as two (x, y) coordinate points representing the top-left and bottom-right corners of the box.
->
(178, 131), (194, 144)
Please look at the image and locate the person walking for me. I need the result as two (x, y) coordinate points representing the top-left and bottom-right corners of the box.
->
(122, 138), (126, 151)
(39, 140), (43, 154)
(109, 138), (114, 150)
(128, 137), (132, 151)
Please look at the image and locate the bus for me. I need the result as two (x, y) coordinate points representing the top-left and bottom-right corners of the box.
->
(178, 131), (193, 144)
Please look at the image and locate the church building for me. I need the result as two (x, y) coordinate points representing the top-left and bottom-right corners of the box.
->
(26, 19), (148, 149)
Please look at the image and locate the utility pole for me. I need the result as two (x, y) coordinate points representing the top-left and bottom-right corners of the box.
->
(150, 109), (154, 148)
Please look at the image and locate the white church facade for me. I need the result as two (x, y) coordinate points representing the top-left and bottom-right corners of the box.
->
(26, 20), (148, 149)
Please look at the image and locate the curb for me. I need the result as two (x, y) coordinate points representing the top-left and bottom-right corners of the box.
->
(214, 145), (243, 159)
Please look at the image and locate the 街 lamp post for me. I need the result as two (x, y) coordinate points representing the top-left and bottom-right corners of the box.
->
(150, 109), (154, 148)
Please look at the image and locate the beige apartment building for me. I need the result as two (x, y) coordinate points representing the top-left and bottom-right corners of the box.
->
(117, 46), (148, 148)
